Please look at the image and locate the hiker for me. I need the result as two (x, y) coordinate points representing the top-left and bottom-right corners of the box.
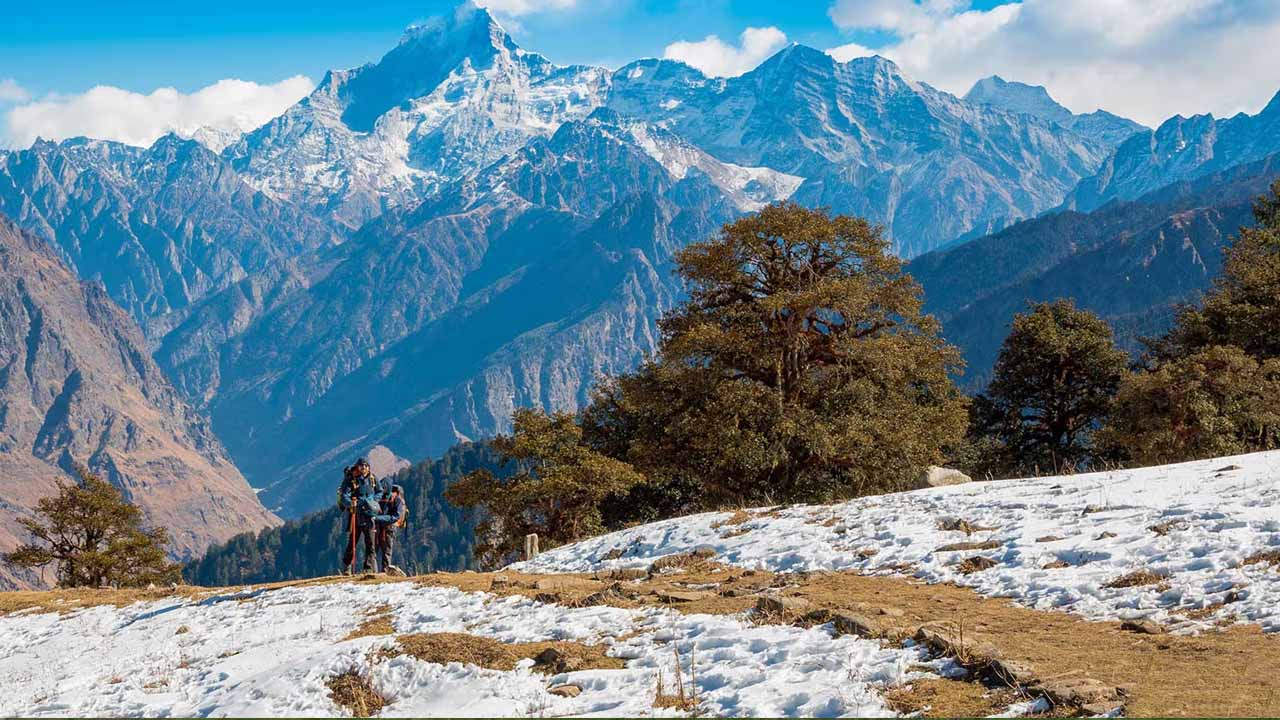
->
(337, 457), (384, 574)
(375, 484), (408, 577)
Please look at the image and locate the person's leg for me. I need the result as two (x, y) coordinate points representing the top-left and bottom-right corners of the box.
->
(342, 529), (355, 572)
(375, 526), (389, 570)
(382, 529), (395, 571)
(360, 523), (376, 572)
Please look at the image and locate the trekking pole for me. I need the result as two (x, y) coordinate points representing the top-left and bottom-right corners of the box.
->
(348, 506), (356, 575)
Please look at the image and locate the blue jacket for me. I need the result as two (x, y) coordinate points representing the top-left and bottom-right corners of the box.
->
(338, 472), (384, 526)
(378, 488), (406, 529)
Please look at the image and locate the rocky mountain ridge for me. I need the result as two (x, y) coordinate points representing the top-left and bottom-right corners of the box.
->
(0, 215), (278, 588)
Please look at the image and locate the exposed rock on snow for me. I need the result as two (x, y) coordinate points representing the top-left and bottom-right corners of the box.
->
(916, 466), (972, 489)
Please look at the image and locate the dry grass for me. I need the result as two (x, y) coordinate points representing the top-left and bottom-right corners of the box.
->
(710, 509), (752, 529)
(384, 632), (625, 674)
(344, 604), (396, 640)
(936, 540), (1001, 552)
(1243, 549), (1280, 567)
(651, 642), (700, 712)
(1103, 569), (1167, 589)
(956, 556), (1000, 574)
(326, 666), (387, 717)
(0, 573), (418, 617)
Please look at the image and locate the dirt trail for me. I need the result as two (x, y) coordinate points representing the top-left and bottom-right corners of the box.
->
(5, 566), (1278, 717)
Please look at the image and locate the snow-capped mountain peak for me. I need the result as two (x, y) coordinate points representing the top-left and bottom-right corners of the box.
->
(226, 0), (609, 228)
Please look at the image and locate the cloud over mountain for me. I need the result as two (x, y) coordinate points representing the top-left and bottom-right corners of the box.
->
(663, 27), (789, 78)
(827, 0), (1280, 127)
(1, 76), (314, 150)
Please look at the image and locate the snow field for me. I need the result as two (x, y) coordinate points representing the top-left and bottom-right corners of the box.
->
(513, 451), (1280, 633)
(0, 581), (929, 717)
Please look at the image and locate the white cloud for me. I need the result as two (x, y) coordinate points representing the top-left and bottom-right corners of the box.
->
(474, 0), (575, 17)
(827, 42), (878, 63)
(663, 26), (790, 78)
(1, 76), (314, 150)
(826, 0), (1280, 127)
(0, 79), (29, 104)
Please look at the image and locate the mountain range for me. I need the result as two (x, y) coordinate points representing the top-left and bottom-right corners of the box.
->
(1, 0), (1279, 542)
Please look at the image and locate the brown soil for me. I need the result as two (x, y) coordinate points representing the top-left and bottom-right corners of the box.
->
(883, 678), (1024, 718)
(385, 632), (625, 674)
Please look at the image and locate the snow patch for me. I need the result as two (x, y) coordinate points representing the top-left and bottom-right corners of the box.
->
(514, 451), (1280, 633)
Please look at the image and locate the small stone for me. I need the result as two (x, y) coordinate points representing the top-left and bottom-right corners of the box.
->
(832, 612), (882, 638)
(1035, 535), (1065, 543)
(990, 658), (1038, 686)
(1120, 618), (1165, 635)
(490, 574), (512, 590)
(534, 592), (561, 604)
(877, 606), (905, 618)
(1036, 677), (1119, 706)
(1042, 560), (1071, 569)
(690, 546), (717, 559)
(602, 548), (625, 561)
(547, 683), (582, 698)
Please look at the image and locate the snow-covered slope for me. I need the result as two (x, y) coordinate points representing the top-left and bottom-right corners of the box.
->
(515, 451), (1280, 633)
(0, 582), (926, 717)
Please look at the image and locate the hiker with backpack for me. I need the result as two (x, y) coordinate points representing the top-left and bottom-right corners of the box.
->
(375, 484), (408, 577)
(337, 458), (384, 574)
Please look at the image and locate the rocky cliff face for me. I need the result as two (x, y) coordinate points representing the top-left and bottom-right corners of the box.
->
(0, 215), (278, 588)
(1064, 92), (1280, 212)
(0, 135), (342, 333)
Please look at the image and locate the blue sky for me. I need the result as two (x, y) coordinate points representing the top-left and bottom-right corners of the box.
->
(0, 0), (1003, 96)
(2, 0), (1279, 148)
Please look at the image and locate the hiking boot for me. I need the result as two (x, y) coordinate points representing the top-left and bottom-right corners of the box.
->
(386, 565), (407, 578)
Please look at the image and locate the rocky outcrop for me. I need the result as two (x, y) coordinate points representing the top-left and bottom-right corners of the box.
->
(0, 215), (278, 588)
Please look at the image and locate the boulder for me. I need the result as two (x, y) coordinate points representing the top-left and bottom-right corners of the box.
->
(916, 466), (972, 489)
(547, 684), (582, 698)
(755, 595), (813, 617)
